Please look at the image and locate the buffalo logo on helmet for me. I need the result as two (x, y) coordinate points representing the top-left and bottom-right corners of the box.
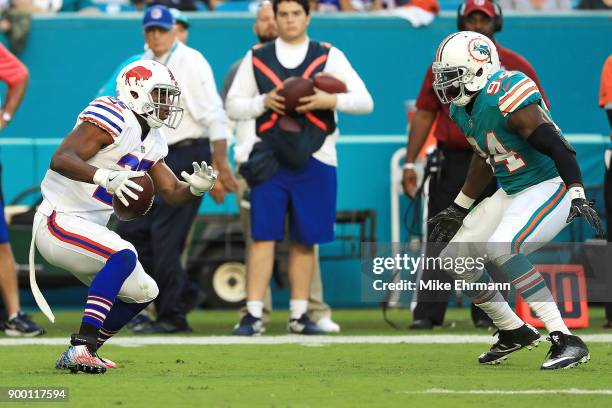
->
(124, 66), (153, 86)
(468, 38), (492, 63)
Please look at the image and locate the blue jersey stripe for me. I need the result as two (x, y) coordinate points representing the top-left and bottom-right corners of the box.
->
(91, 103), (124, 122)
(82, 111), (122, 134)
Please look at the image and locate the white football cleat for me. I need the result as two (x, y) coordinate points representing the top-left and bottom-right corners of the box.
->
(55, 345), (107, 374)
(98, 356), (117, 369)
(316, 317), (341, 333)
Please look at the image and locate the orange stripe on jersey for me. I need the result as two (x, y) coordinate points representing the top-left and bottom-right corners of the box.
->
(79, 116), (119, 138)
(503, 86), (538, 114)
(94, 98), (123, 113)
(499, 78), (531, 105)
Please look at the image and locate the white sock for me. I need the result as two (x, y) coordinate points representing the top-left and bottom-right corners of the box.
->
(476, 293), (524, 331)
(246, 301), (263, 319)
(8, 311), (19, 321)
(529, 301), (571, 334)
(290, 299), (308, 320)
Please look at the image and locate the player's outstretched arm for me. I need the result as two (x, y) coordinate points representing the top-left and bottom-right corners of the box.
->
(149, 159), (216, 206)
(428, 154), (492, 243)
(509, 104), (604, 238)
(50, 122), (115, 183)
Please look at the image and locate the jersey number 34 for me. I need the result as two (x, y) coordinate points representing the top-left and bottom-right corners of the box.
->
(467, 132), (526, 173)
(486, 131), (526, 172)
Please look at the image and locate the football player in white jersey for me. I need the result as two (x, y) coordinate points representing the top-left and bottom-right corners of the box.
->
(29, 60), (216, 374)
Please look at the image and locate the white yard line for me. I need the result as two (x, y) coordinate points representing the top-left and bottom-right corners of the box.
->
(0, 334), (611, 346)
(407, 388), (612, 395)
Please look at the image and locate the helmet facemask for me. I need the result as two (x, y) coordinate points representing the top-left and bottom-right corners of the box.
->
(140, 84), (184, 129)
(432, 31), (501, 107)
(432, 64), (475, 106)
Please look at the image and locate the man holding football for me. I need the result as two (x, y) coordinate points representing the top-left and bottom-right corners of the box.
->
(29, 60), (216, 374)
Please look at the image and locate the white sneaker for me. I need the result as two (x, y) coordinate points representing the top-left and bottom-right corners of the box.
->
(316, 317), (340, 333)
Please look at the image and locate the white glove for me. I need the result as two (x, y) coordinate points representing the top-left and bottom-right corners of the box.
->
(181, 161), (217, 196)
(93, 168), (145, 207)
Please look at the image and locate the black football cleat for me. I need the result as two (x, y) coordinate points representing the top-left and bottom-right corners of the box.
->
(408, 319), (434, 330)
(478, 324), (541, 365)
(3, 312), (45, 337)
(233, 313), (264, 336)
(541, 331), (590, 370)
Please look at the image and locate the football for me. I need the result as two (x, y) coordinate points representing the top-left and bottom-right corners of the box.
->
(278, 76), (314, 113)
(313, 73), (347, 94)
(112, 173), (155, 221)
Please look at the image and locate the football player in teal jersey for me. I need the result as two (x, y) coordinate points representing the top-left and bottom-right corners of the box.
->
(428, 31), (603, 369)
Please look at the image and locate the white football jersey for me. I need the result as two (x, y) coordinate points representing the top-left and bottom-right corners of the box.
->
(40, 96), (169, 226)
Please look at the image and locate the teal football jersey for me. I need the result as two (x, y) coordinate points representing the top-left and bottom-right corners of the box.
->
(450, 70), (559, 195)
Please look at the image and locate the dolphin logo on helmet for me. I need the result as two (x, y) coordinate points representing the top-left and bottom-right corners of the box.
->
(432, 31), (501, 106)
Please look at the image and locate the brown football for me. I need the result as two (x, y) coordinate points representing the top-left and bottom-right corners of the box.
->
(313, 73), (347, 94)
(112, 174), (155, 221)
(278, 76), (314, 114)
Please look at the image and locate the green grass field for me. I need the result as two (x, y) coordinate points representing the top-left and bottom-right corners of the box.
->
(2, 308), (611, 408)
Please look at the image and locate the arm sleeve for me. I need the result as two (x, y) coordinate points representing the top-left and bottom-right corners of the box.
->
(325, 47), (373, 114)
(225, 51), (267, 121)
(0, 44), (28, 87)
(183, 54), (231, 142)
(527, 122), (582, 187)
(414, 65), (441, 113)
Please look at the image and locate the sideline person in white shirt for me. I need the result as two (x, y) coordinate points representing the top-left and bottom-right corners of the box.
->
(226, 0), (373, 336)
(221, 0), (342, 333)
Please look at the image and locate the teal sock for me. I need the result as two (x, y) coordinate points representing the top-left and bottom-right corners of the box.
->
(496, 254), (569, 334)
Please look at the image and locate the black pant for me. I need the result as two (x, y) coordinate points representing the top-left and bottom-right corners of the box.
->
(116, 139), (210, 326)
(412, 147), (498, 326)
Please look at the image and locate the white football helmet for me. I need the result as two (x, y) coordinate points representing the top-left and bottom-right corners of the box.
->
(432, 31), (500, 106)
(116, 60), (183, 129)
